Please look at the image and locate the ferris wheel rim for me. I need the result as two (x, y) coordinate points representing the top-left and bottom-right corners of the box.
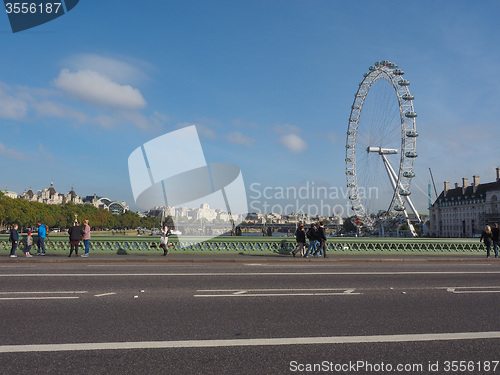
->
(345, 60), (418, 226)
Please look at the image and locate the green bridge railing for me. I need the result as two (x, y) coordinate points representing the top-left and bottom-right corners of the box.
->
(0, 234), (487, 255)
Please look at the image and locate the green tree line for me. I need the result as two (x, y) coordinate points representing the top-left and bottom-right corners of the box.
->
(0, 192), (160, 230)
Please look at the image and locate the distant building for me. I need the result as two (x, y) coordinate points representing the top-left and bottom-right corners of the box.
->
(15, 183), (128, 213)
(2, 188), (18, 199)
(429, 168), (500, 237)
(19, 182), (82, 204)
(82, 193), (129, 214)
(146, 204), (235, 223)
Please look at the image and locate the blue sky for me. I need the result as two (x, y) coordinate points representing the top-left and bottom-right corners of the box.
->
(1, 0), (499, 216)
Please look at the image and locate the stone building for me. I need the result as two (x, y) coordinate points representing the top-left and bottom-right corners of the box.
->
(429, 168), (500, 237)
(19, 182), (82, 204)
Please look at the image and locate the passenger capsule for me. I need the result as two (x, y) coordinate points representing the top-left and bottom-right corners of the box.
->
(394, 205), (406, 212)
(398, 79), (410, 86)
(399, 189), (411, 196)
(406, 130), (419, 137)
(405, 111), (417, 118)
(403, 171), (415, 178)
(405, 151), (418, 158)
(393, 69), (404, 75)
(402, 94), (414, 100)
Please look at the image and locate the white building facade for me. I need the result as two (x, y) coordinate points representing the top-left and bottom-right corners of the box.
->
(430, 169), (500, 238)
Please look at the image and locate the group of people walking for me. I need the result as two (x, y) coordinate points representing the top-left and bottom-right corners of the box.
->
(8, 221), (47, 258)
(291, 221), (328, 258)
(7, 220), (91, 258)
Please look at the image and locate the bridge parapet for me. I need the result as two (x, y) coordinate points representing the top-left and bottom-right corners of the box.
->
(0, 235), (485, 255)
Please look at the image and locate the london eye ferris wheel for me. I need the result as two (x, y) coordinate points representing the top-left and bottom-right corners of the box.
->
(345, 60), (422, 234)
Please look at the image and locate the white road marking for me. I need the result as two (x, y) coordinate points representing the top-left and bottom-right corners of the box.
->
(194, 288), (360, 297)
(1, 271), (500, 277)
(445, 286), (500, 294)
(0, 297), (79, 301)
(0, 291), (87, 294)
(1, 331), (499, 353)
(94, 293), (117, 297)
(0, 291), (86, 300)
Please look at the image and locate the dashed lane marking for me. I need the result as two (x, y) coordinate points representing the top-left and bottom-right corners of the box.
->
(445, 286), (500, 294)
(194, 288), (360, 297)
(94, 293), (117, 297)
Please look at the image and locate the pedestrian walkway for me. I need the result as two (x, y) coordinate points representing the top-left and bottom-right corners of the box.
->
(0, 252), (492, 264)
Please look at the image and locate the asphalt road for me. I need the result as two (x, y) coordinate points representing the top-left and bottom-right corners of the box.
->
(1, 261), (500, 374)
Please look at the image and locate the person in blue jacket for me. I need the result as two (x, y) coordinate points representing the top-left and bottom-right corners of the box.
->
(36, 221), (47, 256)
(9, 223), (19, 258)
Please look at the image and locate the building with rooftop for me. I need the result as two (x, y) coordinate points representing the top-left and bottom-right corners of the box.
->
(19, 182), (82, 204)
(429, 168), (500, 237)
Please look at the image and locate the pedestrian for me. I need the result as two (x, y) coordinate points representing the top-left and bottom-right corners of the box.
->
(159, 221), (171, 256)
(316, 221), (328, 258)
(9, 223), (19, 258)
(492, 223), (500, 258)
(25, 231), (33, 257)
(304, 223), (318, 258)
(480, 225), (493, 258)
(81, 219), (91, 257)
(68, 221), (84, 257)
(292, 224), (306, 257)
(35, 221), (46, 256)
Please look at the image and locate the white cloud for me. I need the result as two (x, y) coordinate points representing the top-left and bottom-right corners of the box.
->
(274, 124), (302, 135)
(0, 143), (25, 160)
(32, 100), (87, 123)
(279, 134), (308, 153)
(53, 69), (147, 110)
(225, 131), (255, 146)
(0, 87), (28, 120)
(38, 144), (54, 161)
(326, 132), (337, 145)
(233, 119), (259, 129)
(63, 53), (150, 85)
(273, 123), (308, 153)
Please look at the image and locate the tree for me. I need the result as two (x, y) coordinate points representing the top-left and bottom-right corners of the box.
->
(343, 217), (357, 233)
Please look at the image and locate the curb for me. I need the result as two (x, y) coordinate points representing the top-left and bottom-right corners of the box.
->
(0, 253), (495, 264)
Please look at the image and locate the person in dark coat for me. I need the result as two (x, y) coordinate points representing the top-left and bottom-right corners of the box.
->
(304, 223), (318, 258)
(68, 221), (84, 257)
(9, 224), (19, 258)
(315, 221), (328, 258)
(480, 225), (493, 258)
(292, 224), (306, 257)
(492, 223), (500, 258)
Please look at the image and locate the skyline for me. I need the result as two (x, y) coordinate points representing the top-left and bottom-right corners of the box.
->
(1, 1), (500, 216)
